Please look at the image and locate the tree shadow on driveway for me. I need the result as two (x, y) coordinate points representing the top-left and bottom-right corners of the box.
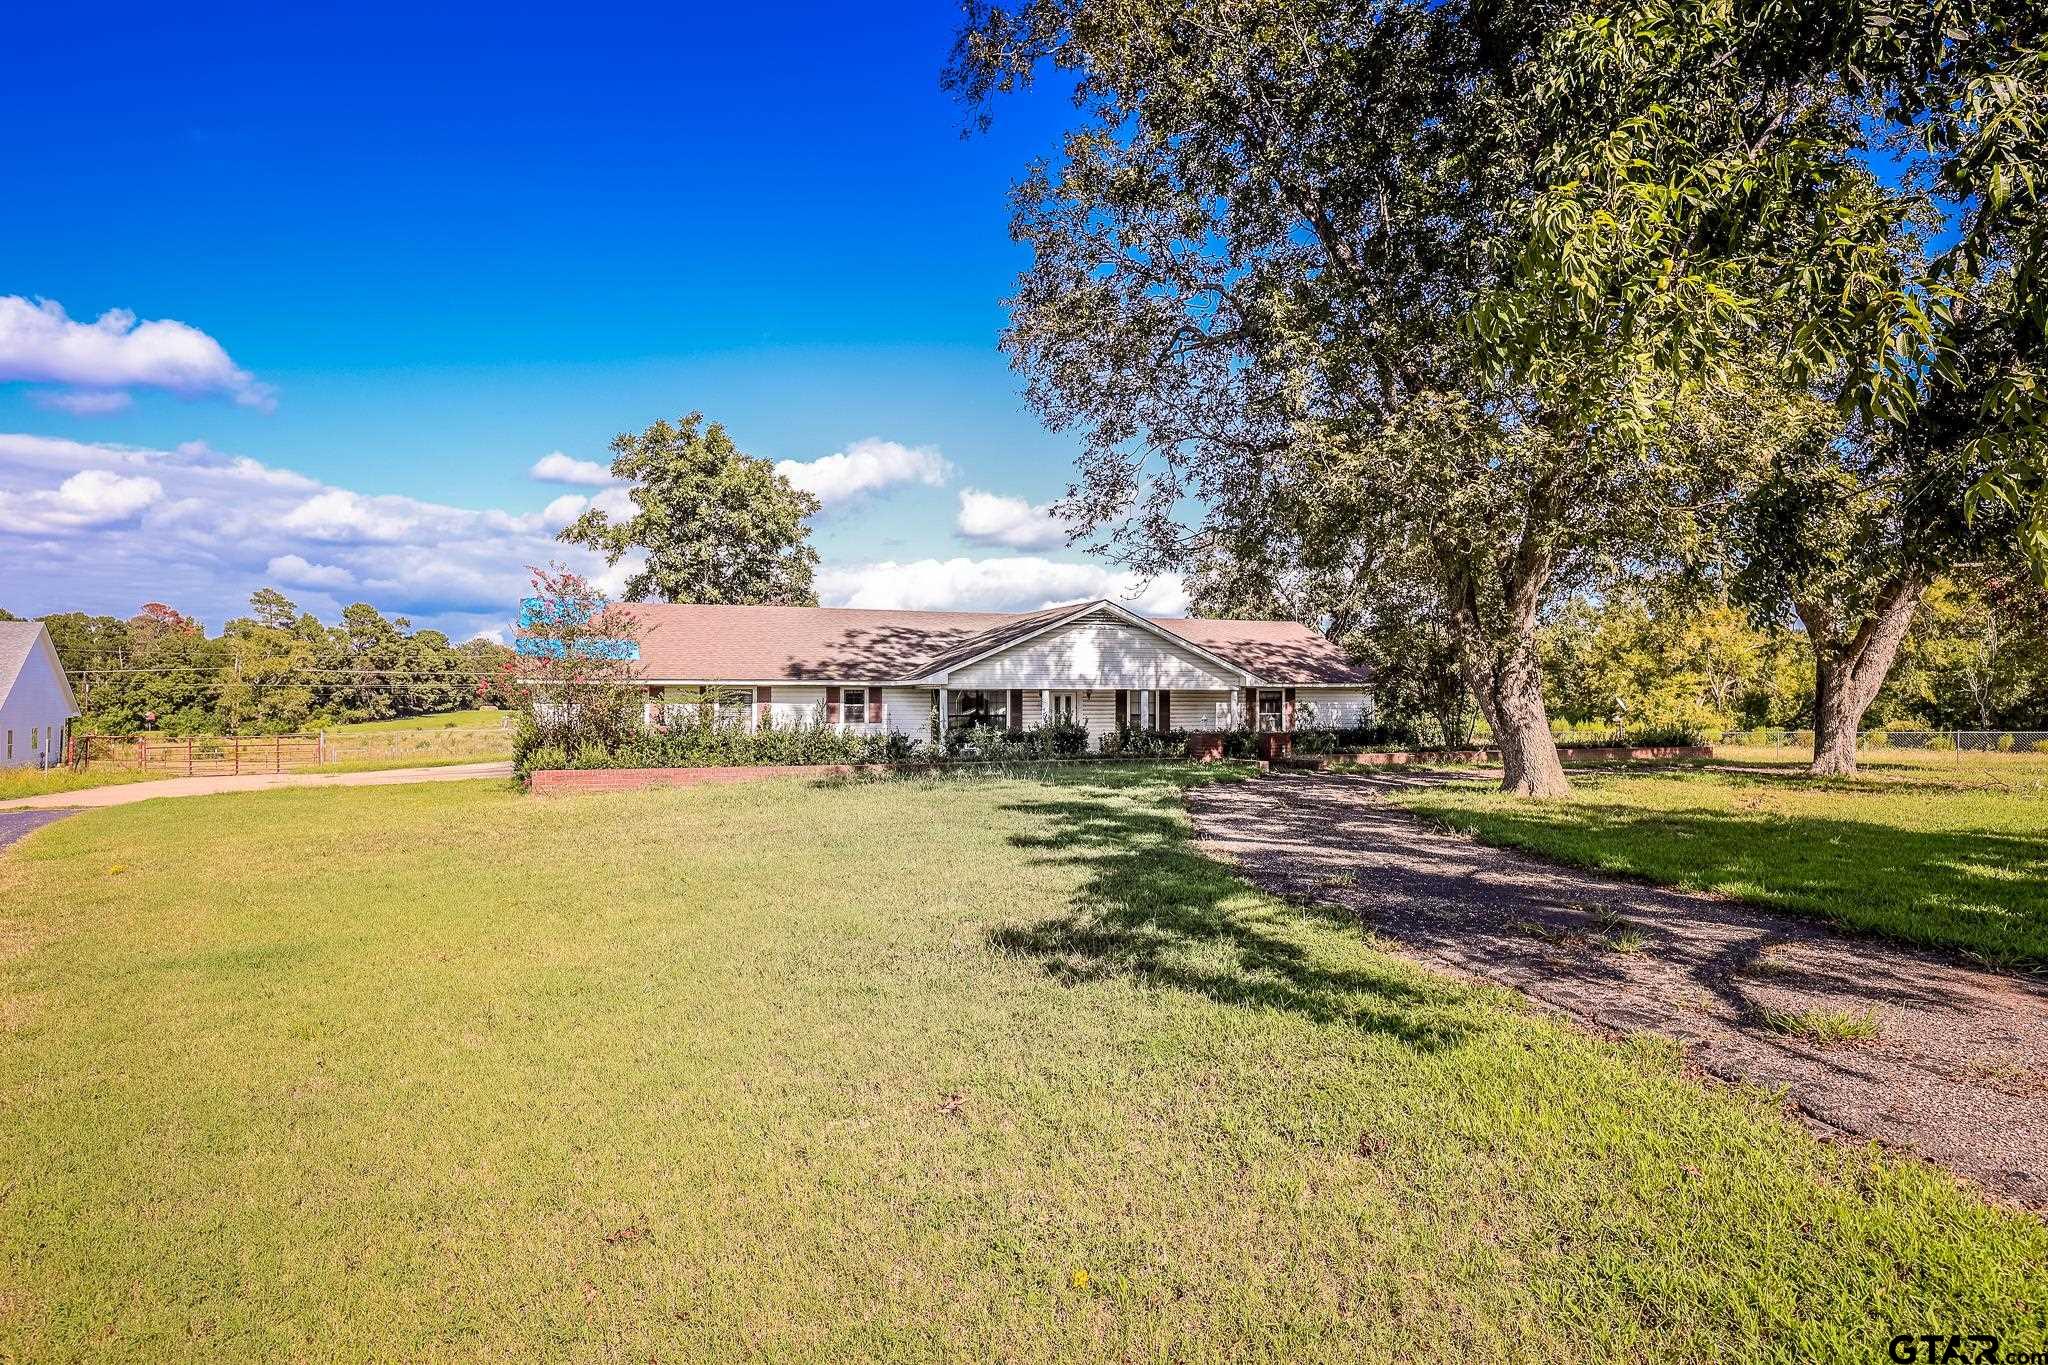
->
(986, 777), (1471, 1054)
(1187, 774), (2048, 1209)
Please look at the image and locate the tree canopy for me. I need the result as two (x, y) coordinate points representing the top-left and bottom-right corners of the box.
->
(557, 413), (822, 606)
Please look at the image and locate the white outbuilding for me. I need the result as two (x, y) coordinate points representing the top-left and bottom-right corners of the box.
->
(0, 621), (80, 769)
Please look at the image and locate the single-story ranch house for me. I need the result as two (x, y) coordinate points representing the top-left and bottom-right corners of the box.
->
(612, 598), (1373, 747)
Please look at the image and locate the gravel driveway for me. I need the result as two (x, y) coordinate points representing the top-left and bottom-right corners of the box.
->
(1189, 772), (2048, 1210)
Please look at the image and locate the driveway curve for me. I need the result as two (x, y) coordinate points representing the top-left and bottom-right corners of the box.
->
(1189, 772), (2048, 1210)
(0, 761), (512, 812)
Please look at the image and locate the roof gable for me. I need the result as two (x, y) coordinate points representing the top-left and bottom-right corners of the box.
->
(0, 622), (81, 714)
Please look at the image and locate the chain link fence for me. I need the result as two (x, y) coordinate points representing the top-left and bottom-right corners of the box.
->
(1720, 728), (2048, 754)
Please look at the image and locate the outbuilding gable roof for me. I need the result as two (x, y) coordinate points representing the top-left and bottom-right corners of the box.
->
(0, 621), (81, 715)
(604, 600), (1370, 686)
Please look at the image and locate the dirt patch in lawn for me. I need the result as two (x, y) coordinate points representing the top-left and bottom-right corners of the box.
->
(1188, 772), (2048, 1211)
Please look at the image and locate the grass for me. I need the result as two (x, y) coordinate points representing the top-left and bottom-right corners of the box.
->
(0, 766), (167, 801)
(321, 708), (512, 734)
(1387, 756), (2048, 969)
(1, 768), (2043, 1361)
(1752, 1005), (1884, 1044)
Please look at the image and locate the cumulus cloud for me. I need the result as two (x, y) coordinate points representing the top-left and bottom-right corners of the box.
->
(266, 554), (356, 589)
(954, 487), (1071, 551)
(529, 450), (614, 485)
(0, 468), (163, 533)
(0, 431), (622, 636)
(817, 555), (1187, 615)
(30, 389), (134, 416)
(775, 437), (952, 506)
(0, 296), (275, 411)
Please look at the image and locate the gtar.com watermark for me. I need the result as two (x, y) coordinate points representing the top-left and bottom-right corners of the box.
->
(1889, 1335), (2048, 1364)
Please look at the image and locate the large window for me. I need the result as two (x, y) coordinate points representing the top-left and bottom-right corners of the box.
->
(842, 688), (868, 725)
(949, 689), (1007, 731)
(1257, 690), (1285, 732)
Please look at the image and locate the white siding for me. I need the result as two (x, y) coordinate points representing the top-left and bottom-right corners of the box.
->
(880, 687), (931, 738)
(947, 612), (1241, 691)
(1169, 688), (1239, 732)
(1295, 688), (1372, 728)
(761, 685), (825, 729)
(0, 631), (79, 769)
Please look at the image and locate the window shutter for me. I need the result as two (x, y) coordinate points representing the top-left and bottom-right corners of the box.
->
(825, 685), (840, 724)
(757, 686), (772, 726)
(1007, 688), (1023, 734)
(1284, 687), (1297, 730)
(1114, 689), (1128, 728)
(868, 691), (883, 724)
(1243, 686), (1257, 727)
(1157, 690), (1171, 732)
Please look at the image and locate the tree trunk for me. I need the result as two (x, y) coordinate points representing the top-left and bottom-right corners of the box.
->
(1442, 567), (1570, 798)
(1488, 647), (1570, 797)
(1797, 574), (1925, 778)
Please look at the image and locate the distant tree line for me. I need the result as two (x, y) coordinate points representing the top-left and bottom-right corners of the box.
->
(0, 590), (516, 736)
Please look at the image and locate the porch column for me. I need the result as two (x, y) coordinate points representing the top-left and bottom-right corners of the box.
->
(937, 686), (949, 740)
(1041, 688), (1053, 722)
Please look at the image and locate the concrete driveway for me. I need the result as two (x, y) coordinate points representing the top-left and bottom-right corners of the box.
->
(0, 761), (513, 812)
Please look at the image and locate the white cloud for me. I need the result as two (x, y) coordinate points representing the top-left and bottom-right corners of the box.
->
(775, 437), (952, 506)
(0, 296), (275, 411)
(955, 487), (1070, 550)
(30, 389), (133, 416)
(529, 450), (614, 485)
(0, 431), (624, 634)
(0, 468), (163, 532)
(817, 556), (1187, 615)
(468, 627), (508, 646)
(266, 554), (356, 589)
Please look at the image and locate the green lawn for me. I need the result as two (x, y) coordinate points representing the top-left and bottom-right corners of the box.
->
(1387, 752), (2048, 968)
(322, 708), (512, 733)
(0, 766), (168, 801)
(1, 769), (2041, 1361)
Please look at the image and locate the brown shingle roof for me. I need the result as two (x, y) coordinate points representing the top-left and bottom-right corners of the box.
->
(602, 600), (1371, 686)
(1153, 616), (1375, 685)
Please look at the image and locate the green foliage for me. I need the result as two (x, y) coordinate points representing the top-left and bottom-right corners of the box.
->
(44, 591), (511, 737)
(1928, 734), (1957, 751)
(556, 412), (821, 605)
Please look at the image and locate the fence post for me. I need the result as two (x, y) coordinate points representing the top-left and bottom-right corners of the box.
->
(276, 736), (283, 774)
(319, 730), (326, 765)
(233, 737), (240, 776)
(187, 737), (194, 777)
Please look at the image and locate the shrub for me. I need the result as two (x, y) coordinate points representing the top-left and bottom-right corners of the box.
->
(2032, 739), (2048, 755)
(1861, 728), (1889, 749)
(1997, 733), (2015, 752)
(1927, 733), (1956, 751)
(1792, 729), (1814, 749)
(1102, 725), (1188, 759)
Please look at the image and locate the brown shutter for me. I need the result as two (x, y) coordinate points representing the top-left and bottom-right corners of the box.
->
(1157, 690), (1171, 732)
(1243, 686), (1257, 728)
(1284, 687), (1297, 730)
(757, 686), (772, 726)
(1114, 689), (1128, 728)
(1007, 688), (1023, 734)
(868, 691), (883, 724)
(825, 685), (840, 724)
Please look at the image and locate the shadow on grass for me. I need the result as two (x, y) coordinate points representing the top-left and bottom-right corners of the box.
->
(1400, 793), (2048, 971)
(986, 775), (1470, 1052)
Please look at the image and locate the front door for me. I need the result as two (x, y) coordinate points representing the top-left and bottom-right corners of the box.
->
(1049, 691), (1079, 724)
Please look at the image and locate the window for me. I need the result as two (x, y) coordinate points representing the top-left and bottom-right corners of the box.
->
(948, 689), (1007, 731)
(5, 729), (12, 759)
(1049, 691), (1077, 723)
(1257, 690), (1285, 732)
(841, 688), (867, 725)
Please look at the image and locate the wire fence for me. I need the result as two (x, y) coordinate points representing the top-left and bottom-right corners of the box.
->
(73, 725), (515, 775)
(1719, 728), (2048, 754)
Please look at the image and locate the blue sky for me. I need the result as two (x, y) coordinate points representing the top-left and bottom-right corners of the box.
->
(0, 1), (1188, 639)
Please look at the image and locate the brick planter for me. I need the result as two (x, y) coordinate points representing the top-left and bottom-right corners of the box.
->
(1255, 731), (1293, 761)
(1184, 732), (1227, 763)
